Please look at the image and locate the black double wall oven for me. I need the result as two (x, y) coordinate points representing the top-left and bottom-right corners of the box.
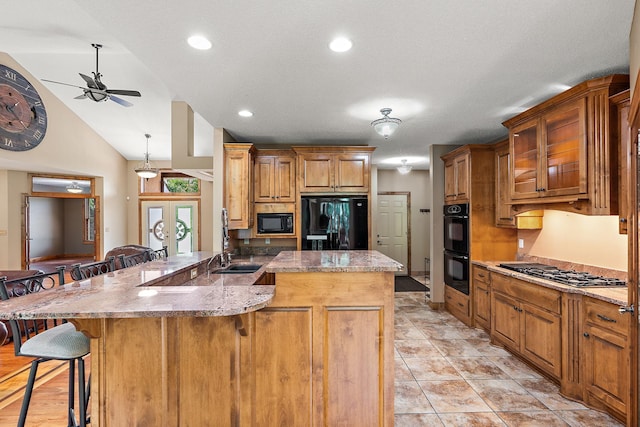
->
(443, 203), (470, 295)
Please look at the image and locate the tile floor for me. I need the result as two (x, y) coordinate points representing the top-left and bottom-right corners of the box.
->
(394, 279), (623, 426)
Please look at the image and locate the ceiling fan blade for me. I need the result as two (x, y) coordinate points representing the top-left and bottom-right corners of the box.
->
(74, 93), (88, 100)
(41, 79), (87, 90)
(79, 73), (98, 89)
(106, 89), (141, 97)
(108, 95), (134, 107)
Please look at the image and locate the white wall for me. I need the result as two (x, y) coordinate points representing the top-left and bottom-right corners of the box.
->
(376, 169), (431, 274)
(0, 52), (128, 269)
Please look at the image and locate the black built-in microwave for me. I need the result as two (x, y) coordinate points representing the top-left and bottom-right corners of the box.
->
(257, 213), (294, 234)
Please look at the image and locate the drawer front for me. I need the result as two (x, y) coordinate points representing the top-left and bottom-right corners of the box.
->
(472, 265), (490, 285)
(584, 298), (628, 336)
(492, 273), (561, 314)
(445, 286), (470, 317)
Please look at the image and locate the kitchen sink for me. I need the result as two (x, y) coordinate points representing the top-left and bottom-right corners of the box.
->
(215, 264), (262, 274)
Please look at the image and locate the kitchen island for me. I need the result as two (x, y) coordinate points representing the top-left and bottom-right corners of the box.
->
(0, 250), (401, 426)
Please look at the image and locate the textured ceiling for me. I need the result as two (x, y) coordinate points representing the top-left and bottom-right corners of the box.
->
(0, 0), (634, 171)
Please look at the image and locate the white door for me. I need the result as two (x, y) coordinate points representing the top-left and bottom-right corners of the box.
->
(141, 200), (199, 256)
(376, 194), (408, 275)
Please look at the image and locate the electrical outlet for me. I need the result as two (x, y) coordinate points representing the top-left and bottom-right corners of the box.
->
(190, 268), (198, 279)
(244, 238), (250, 244)
(518, 238), (524, 249)
(265, 238), (271, 245)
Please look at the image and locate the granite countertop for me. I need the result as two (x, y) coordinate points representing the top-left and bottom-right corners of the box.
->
(0, 252), (275, 320)
(473, 260), (628, 305)
(265, 250), (404, 273)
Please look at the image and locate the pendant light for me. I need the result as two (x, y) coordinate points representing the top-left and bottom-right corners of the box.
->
(66, 181), (83, 193)
(135, 133), (159, 179)
(371, 108), (402, 139)
(397, 159), (412, 175)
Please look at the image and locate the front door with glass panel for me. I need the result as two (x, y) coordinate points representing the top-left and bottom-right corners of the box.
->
(141, 201), (199, 256)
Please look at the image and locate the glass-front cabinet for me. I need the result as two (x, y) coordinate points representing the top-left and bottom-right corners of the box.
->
(510, 98), (586, 200)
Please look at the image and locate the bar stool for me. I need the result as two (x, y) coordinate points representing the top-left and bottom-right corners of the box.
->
(0, 267), (90, 427)
(70, 256), (116, 280)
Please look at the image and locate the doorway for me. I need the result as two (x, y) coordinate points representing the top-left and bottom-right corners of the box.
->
(140, 200), (199, 255)
(376, 193), (410, 275)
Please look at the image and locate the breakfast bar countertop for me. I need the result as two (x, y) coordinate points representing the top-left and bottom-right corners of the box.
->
(265, 250), (404, 273)
(0, 252), (275, 320)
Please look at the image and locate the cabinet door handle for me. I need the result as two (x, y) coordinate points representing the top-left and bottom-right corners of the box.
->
(620, 218), (627, 223)
(478, 273), (485, 278)
(583, 332), (590, 338)
(596, 314), (617, 323)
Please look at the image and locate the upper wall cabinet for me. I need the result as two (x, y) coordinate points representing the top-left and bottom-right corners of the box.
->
(611, 89), (630, 234)
(502, 74), (629, 215)
(293, 146), (375, 194)
(493, 139), (516, 227)
(254, 150), (296, 203)
(224, 143), (255, 229)
(443, 150), (470, 203)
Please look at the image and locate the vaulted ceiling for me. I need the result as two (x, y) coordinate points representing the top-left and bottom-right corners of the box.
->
(0, 0), (634, 171)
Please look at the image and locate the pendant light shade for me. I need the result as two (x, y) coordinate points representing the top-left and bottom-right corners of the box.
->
(135, 133), (159, 179)
(66, 181), (83, 193)
(397, 159), (412, 175)
(371, 108), (401, 139)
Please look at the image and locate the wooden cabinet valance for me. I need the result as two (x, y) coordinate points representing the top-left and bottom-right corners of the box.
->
(502, 74), (629, 215)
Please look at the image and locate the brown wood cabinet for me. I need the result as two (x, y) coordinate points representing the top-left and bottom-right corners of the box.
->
(224, 143), (255, 229)
(582, 297), (629, 421)
(503, 74), (629, 215)
(443, 151), (469, 203)
(611, 89), (630, 234)
(472, 265), (491, 331)
(493, 139), (516, 227)
(245, 271), (395, 426)
(445, 285), (470, 326)
(293, 146), (374, 194)
(491, 273), (562, 380)
(254, 150), (296, 203)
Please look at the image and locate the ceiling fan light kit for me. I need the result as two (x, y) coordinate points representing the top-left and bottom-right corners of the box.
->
(135, 133), (159, 179)
(371, 108), (401, 139)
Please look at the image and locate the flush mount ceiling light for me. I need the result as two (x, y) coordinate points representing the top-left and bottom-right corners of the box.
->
(371, 108), (402, 139)
(238, 109), (253, 117)
(397, 159), (412, 175)
(187, 35), (212, 50)
(135, 133), (159, 179)
(329, 37), (353, 52)
(66, 181), (82, 193)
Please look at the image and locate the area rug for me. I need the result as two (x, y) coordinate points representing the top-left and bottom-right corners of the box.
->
(394, 276), (428, 292)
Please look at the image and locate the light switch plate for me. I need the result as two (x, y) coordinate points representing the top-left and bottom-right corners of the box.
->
(518, 238), (524, 249)
(190, 268), (198, 279)
(265, 238), (270, 245)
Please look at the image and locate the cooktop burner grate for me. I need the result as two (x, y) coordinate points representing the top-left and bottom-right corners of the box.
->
(498, 263), (626, 288)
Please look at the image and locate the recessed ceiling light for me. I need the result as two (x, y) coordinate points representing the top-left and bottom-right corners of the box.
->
(329, 37), (352, 53)
(187, 35), (212, 50)
(238, 110), (253, 117)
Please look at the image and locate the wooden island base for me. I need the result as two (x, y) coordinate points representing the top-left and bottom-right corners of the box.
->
(74, 270), (395, 426)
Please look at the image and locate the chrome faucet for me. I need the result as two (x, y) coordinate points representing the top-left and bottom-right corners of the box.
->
(221, 208), (231, 267)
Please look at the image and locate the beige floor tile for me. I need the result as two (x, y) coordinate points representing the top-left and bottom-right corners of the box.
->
(486, 355), (543, 379)
(429, 338), (484, 357)
(405, 357), (462, 381)
(395, 357), (415, 382)
(395, 413), (444, 426)
(516, 378), (587, 411)
(467, 379), (547, 411)
(418, 380), (492, 413)
(439, 412), (507, 426)
(446, 356), (510, 380)
(464, 338), (512, 357)
(395, 381), (435, 414)
(395, 325), (428, 340)
(555, 409), (624, 426)
(497, 410), (570, 426)
(395, 339), (443, 358)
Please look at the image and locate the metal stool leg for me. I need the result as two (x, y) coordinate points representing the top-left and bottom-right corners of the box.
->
(67, 359), (75, 427)
(17, 359), (41, 427)
(77, 358), (87, 427)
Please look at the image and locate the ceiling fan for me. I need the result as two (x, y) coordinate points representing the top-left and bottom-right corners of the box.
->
(42, 43), (141, 107)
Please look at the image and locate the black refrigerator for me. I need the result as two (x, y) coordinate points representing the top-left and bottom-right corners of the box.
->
(301, 196), (368, 250)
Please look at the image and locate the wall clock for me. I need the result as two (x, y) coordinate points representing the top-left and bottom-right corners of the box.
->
(0, 64), (47, 151)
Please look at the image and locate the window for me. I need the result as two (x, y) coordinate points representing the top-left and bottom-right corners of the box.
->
(31, 175), (93, 196)
(84, 198), (96, 243)
(139, 171), (201, 195)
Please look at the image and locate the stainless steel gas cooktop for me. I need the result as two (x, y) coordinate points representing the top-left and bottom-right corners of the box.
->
(498, 263), (626, 288)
